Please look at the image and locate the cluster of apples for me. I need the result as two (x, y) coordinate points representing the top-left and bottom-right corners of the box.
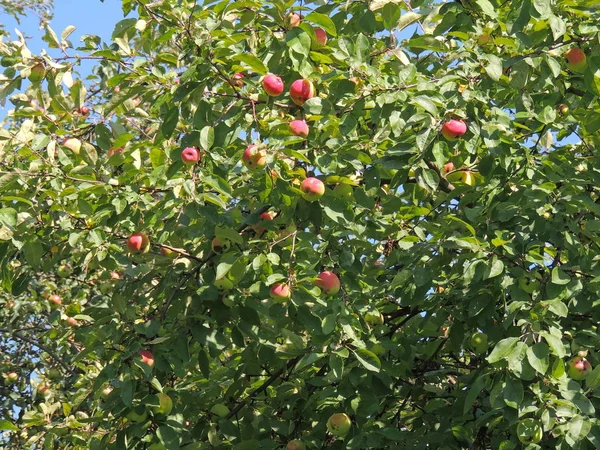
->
(270, 270), (340, 301)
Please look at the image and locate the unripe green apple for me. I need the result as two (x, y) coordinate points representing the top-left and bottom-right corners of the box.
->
(214, 278), (234, 291)
(333, 183), (353, 199)
(6, 372), (18, 383)
(152, 393), (173, 416)
(57, 264), (72, 278)
(127, 406), (148, 423)
(365, 310), (384, 326)
(28, 63), (46, 83)
(327, 413), (351, 436)
(517, 418), (543, 444)
(469, 332), (488, 354)
(210, 403), (230, 418)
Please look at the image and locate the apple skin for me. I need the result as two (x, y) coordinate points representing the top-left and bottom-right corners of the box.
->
(232, 72), (245, 87)
(6, 372), (18, 383)
(102, 386), (113, 397)
(210, 403), (230, 418)
(107, 147), (123, 158)
(214, 278), (234, 291)
(289, 79), (316, 106)
(160, 246), (177, 258)
(557, 103), (569, 115)
(49, 294), (62, 307)
(252, 211), (275, 237)
(290, 119), (309, 137)
(37, 385), (50, 396)
(211, 237), (230, 253)
(333, 183), (353, 199)
(365, 310), (384, 326)
(127, 406), (148, 423)
(286, 440), (306, 450)
(441, 119), (467, 140)
(517, 418), (543, 444)
(567, 357), (592, 381)
(470, 332), (488, 354)
(181, 147), (201, 165)
(28, 63), (46, 82)
(127, 232), (150, 253)
(442, 162), (455, 175)
(315, 271), (341, 295)
(270, 283), (291, 301)
(327, 413), (351, 436)
(65, 317), (78, 327)
(242, 144), (267, 170)
(300, 177), (325, 201)
(139, 350), (155, 367)
(63, 138), (82, 155)
(314, 28), (327, 47)
(565, 48), (587, 72)
(78, 106), (90, 116)
(287, 12), (301, 28)
(57, 264), (72, 278)
(263, 74), (284, 96)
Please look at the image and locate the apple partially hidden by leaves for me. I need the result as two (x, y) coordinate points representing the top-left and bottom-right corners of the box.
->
(565, 48), (587, 72)
(270, 283), (291, 301)
(567, 356), (592, 381)
(365, 310), (384, 326)
(470, 332), (488, 354)
(211, 237), (230, 253)
(57, 264), (72, 278)
(152, 393), (173, 416)
(242, 144), (267, 170)
(327, 413), (351, 436)
(214, 277), (234, 291)
(127, 232), (150, 253)
(139, 350), (155, 367)
(314, 271), (341, 295)
(441, 119), (467, 140)
(6, 372), (18, 383)
(28, 62), (46, 82)
(127, 405), (148, 423)
(289, 79), (315, 106)
(63, 138), (82, 154)
(210, 403), (230, 418)
(160, 246), (178, 258)
(314, 28), (327, 47)
(49, 294), (62, 307)
(517, 418), (542, 444)
(252, 211), (275, 237)
(286, 12), (301, 28)
(286, 440), (306, 450)
(262, 74), (284, 96)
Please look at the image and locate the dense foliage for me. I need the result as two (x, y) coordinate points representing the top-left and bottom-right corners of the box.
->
(2, 0), (600, 448)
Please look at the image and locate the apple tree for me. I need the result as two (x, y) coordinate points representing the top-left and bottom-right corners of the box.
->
(2, 0), (600, 448)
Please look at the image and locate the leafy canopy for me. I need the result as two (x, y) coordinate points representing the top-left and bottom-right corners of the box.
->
(2, 0), (600, 449)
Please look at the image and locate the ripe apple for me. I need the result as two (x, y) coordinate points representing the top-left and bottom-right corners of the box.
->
(181, 147), (201, 165)
(365, 310), (384, 326)
(300, 177), (325, 201)
(263, 74), (284, 96)
(107, 147), (123, 158)
(252, 211), (275, 237)
(127, 406), (148, 423)
(78, 106), (90, 116)
(28, 63), (46, 82)
(57, 264), (72, 278)
(214, 278), (234, 291)
(242, 144), (267, 170)
(442, 162), (455, 175)
(470, 332), (488, 354)
(139, 350), (155, 367)
(327, 413), (351, 436)
(270, 283), (291, 301)
(232, 72), (245, 87)
(160, 246), (177, 258)
(441, 119), (467, 140)
(210, 403), (230, 418)
(127, 232), (150, 253)
(290, 119), (309, 137)
(314, 28), (327, 47)
(49, 294), (62, 307)
(565, 48), (587, 72)
(286, 12), (301, 28)
(567, 356), (592, 381)
(37, 384), (50, 396)
(63, 138), (82, 154)
(152, 393), (173, 416)
(314, 271), (340, 295)
(211, 237), (230, 253)
(6, 372), (18, 383)
(517, 418), (543, 444)
(289, 79), (316, 106)
(286, 440), (306, 450)
(65, 317), (78, 327)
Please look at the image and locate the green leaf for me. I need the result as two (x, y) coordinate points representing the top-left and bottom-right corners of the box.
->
(551, 267), (570, 285)
(0, 420), (17, 431)
(540, 331), (565, 358)
(304, 12), (337, 36)
(503, 376), (523, 409)
(475, 0), (498, 18)
(487, 337), (520, 364)
(484, 55), (503, 81)
(526, 342), (549, 374)
(353, 348), (381, 372)
(232, 54), (267, 75)
(200, 126), (214, 150)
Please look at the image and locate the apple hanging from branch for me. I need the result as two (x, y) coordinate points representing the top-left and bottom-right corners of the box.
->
(127, 232), (150, 253)
(270, 283), (291, 301)
(181, 147), (201, 165)
(441, 119), (467, 141)
(314, 271), (341, 295)
(300, 177), (325, 201)
(289, 79), (315, 106)
(263, 74), (284, 96)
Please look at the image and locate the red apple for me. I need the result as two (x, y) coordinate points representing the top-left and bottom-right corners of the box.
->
(107, 147), (123, 158)
(287, 12), (301, 28)
(441, 119), (467, 140)
(78, 105), (90, 116)
(290, 119), (309, 137)
(442, 162), (455, 175)
(286, 440), (306, 450)
(242, 144), (267, 170)
(327, 413), (351, 436)
(232, 72), (245, 87)
(65, 317), (78, 327)
(37, 384), (50, 396)
(263, 74), (284, 96)
(181, 147), (201, 165)
(49, 294), (62, 306)
(270, 283), (291, 301)
(314, 28), (327, 47)
(252, 211), (275, 237)
(567, 357), (592, 380)
(139, 350), (155, 367)
(127, 232), (150, 253)
(289, 79), (315, 106)
(300, 177), (325, 201)
(315, 271), (341, 295)
(565, 48), (587, 72)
